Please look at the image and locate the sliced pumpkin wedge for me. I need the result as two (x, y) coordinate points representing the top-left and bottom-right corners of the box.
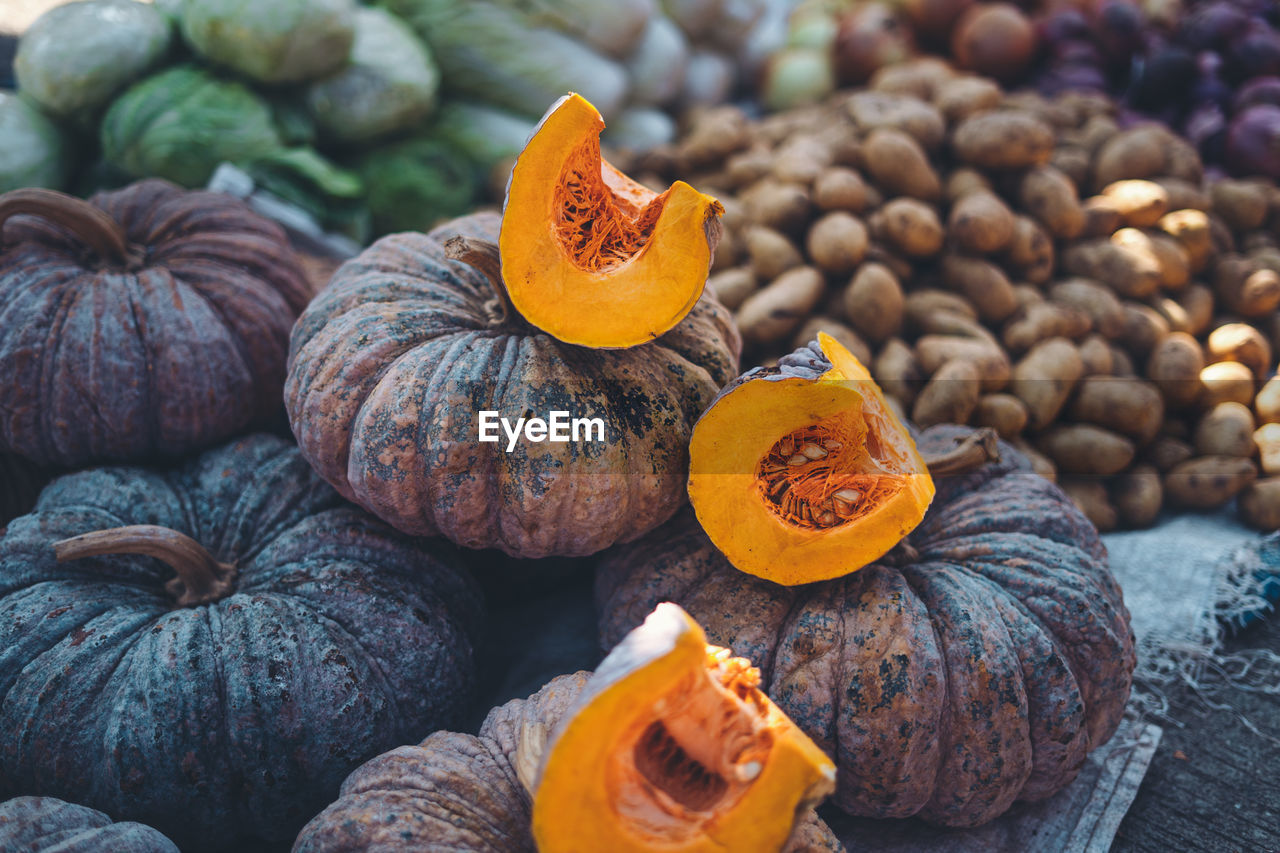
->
(531, 602), (835, 852)
(688, 332), (936, 585)
(499, 92), (723, 348)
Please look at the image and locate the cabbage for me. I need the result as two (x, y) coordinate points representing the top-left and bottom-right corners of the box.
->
(488, 0), (653, 57)
(357, 136), (478, 235)
(431, 102), (535, 173)
(180, 0), (356, 84)
(101, 66), (281, 186)
(0, 92), (71, 192)
(306, 7), (439, 146)
(381, 0), (629, 119)
(15, 0), (172, 120)
(624, 15), (689, 106)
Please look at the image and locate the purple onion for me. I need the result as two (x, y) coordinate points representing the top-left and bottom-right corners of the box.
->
(1095, 0), (1146, 62)
(1224, 28), (1280, 82)
(1038, 63), (1109, 96)
(1179, 2), (1251, 52)
(1131, 45), (1198, 108)
(1226, 103), (1280, 177)
(1234, 76), (1280, 112)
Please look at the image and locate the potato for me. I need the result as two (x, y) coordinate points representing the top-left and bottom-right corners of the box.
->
(1153, 177), (1210, 212)
(1078, 334), (1114, 376)
(903, 289), (978, 326)
(1079, 114), (1119, 154)
(1255, 375), (1280, 425)
(1239, 478), (1280, 530)
(1081, 195), (1124, 238)
(948, 190), (1015, 253)
(707, 267), (757, 310)
(941, 255), (1018, 322)
(845, 91), (946, 149)
(1019, 166), (1085, 238)
(1059, 479), (1118, 531)
(812, 167), (869, 212)
(1206, 323), (1272, 379)
(1093, 125), (1169, 188)
(1111, 465), (1162, 528)
(680, 105), (751, 165)
(1011, 337), (1084, 429)
(842, 262), (903, 343)
(1254, 422), (1280, 475)
(1049, 278), (1126, 338)
(1012, 439), (1057, 481)
(869, 56), (956, 99)
(1110, 346), (1137, 377)
(1215, 256), (1280, 318)
(1100, 179), (1169, 227)
(1146, 233), (1191, 291)
(736, 265), (825, 346)
(1199, 360), (1256, 408)
(1061, 239), (1161, 299)
(1004, 215), (1055, 284)
(945, 167), (992, 202)
(915, 335), (1011, 391)
(1117, 303), (1170, 360)
(1142, 435), (1194, 472)
(1002, 302), (1091, 354)
(879, 197), (944, 256)
(1195, 401), (1258, 460)
(874, 337), (924, 405)
(1164, 456), (1257, 509)
(1069, 376), (1165, 442)
(1174, 284), (1215, 336)
(1146, 332), (1205, 408)
(710, 224), (742, 272)
(740, 179), (812, 233)
(973, 393), (1028, 438)
(912, 359), (982, 426)
(771, 137), (834, 184)
(952, 110), (1054, 169)
(744, 225), (803, 280)
(863, 128), (941, 201)
(933, 75), (1002, 122)
(791, 316), (872, 365)
(806, 212), (868, 275)
(1012, 284), (1044, 310)
(1149, 296), (1194, 335)
(1211, 178), (1270, 232)
(1049, 145), (1090, 189)
(1158, 208), (1214, 272)
(1038, 425), (1135, 475)
(725, 145), (774, 188)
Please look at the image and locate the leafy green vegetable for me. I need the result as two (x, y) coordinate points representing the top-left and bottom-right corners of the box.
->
(101, 65), (281, 186)
(0, 92), (71, 193)
(356, 135), (477, 235)
(431, 101), (534, 174)
(180, 0), (356, 84)
(15, 0), (173, 120)
(306, 7), (439, 146)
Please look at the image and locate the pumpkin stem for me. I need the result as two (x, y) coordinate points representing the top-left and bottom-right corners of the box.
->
(444, 236), (523, 328)
(0, 188), (133, 269)
(53, 524), (237, 608)
(923, 428), (1001, 477)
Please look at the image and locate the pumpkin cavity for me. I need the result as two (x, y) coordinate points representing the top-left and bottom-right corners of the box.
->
(757, 411), (907, 530)
(554, 138), (666, 273)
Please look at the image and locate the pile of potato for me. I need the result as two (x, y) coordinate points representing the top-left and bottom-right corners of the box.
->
(617, 58), (1280, 531)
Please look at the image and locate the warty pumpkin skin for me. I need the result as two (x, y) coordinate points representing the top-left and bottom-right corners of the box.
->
(285, 211), (741, 558)
(689, 333), (936, 585)
(501, 93), (724, 348)
(294, 613), (843, 853)
(0, 180), (311, 467)
(0, 434), (483, 851)
(597, 426), (1136, 828)
(0, 796), (178, 853)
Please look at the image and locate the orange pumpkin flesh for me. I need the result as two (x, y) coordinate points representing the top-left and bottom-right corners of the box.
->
(500, 93), (724, 348)
(688, 332), (935, 585)
(531, 603), (835, 852)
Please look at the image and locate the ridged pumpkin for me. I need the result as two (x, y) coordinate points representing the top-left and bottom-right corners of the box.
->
(0, 796), (177, 853)
(689, 334), (936, 585)
(295, 605), (843, 853)
(500, 93), (724, 348)
(0, 180), (311, 467)
(0, 453), (47, 532)
(285, 211), (741, 558)
(0, 434), (482, 851)
(597, 425), (1136, 828)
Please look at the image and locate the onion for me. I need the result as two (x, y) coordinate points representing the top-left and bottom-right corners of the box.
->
(1226, 103), (1280, 177)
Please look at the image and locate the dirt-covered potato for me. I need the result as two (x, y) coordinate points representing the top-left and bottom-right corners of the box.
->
(1206, 323), (1272, 379)
(842, 262), (903, 342)
(1211, 179), (1271, 232)
(947, 189), (1015, 253)
(1111, 465), (1162, 528)
(1004, 215), (1055, 283)
(912, 358), (981, 426)
(707, 267), (758, 310)
(941, 255), (1017, 322)
(952, 110), (1054, 169)
(1061, 239), (1162, 299)
(933, 75), (1002, 122)
(1164, 456), (1258, 509)
(1158, 208), (1214, 272)
(806, 212), (868, 274)
(812, 166), (869, 212)
(1059, 478), (1118, 531)
(915, 335), (1011, 390)
(1101, 179), (1169, 227)
(874, 336), (924, 405)
(737, 266), (825, 346)
(845, 91), (946, 149)
(1002, 302), (1091, 354)
(1215, 256), (1280, 318)
(1019, 166), (1085, 238)
(877, 197), (945, 257)
(863, 127), (941, 201)
(973, 392), (1028, 438)
(1194, 402), (1256, 458)
(745, 226), (803, 280)
(1037, 424), (1136, 476)
(1239, 478), (1280, 530)
(1146, 332), (1206, 408)
(1069, 376), (1165, 442)
(741, 180), (813, 233)
(1254, 422), (1280, 475)
(1011, 337), (1084, 429)
(1199, 361), (1257, 408)
(1256, 376), (1280, 425)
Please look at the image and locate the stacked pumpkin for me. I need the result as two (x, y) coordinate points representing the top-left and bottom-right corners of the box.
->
(0, 88), (1136, 851)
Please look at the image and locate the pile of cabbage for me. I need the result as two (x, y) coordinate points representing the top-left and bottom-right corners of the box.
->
(2, 0), (775, 241)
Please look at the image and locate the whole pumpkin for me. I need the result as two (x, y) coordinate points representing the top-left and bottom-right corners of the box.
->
(285, 211), (741, 558)
(0, 180), (311, 467)
(0, 434), (482, 851)
(0, 796), (178, 853)
(597, 425), (1136, 828)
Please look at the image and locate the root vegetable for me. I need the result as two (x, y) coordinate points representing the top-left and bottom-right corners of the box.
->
(745, 226), (803, 280)
(1001, 302), (1091, 354)
(736, 266), (825, 346)
(1100, 180), (1169, 228)
(1111, 466), (1162, 528)
(841, 262), (902, 342)
(1117, 303), (1170, 359)
(1164, 456), (1257, 509)
(879, 197), (944, 256)
(1004, 215), (1055, 283)
(952, 110), (1054, 169)
(912, 358), (981, 426)
(707, 267), (757, 310)
(1037, 425), (1135, 476)
(933, 76), (1002, 122)
(874, 336), (924, 405)
(1143, 436), (1194, 472)
(948, 190), (1015, 253)
(741, 180), (812, 233)
(1060, 479), (1118, 531)
(1061, 239), (1162, 299)
(1048, 279), (1125, 338)
(844, 91), (946, 149)
(1215, 256), (1280, 318)
(1069, 376), (1165, 442)
(863, 128), (941, 200)
(1146, 332), (1205, 408)
(1255, 376), (1280, 425)
(973, 393), (1028, 438)
(941, 255), (1017, 322)
(915, 335), (1010, 390)
(812, 167), (869, 211)
(1194, 401), (1256, 457)
(1159, 209), (1214, 272)
(1174, 284), (1215, 336)
(1239, 478), (1280, 530)
(1210, 179), (1271, 232)
(1079, 334), (1114, 376)
(1255, 423), (1280, 475)
(1081, 196), (1125, 238)
(1011, 337), (1084, 429)
(1206, 323), (1272, 379)
(1199, 360), (1257, 408)
(1019, 166), (1085, 238)
(806, 212), (868, 275)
